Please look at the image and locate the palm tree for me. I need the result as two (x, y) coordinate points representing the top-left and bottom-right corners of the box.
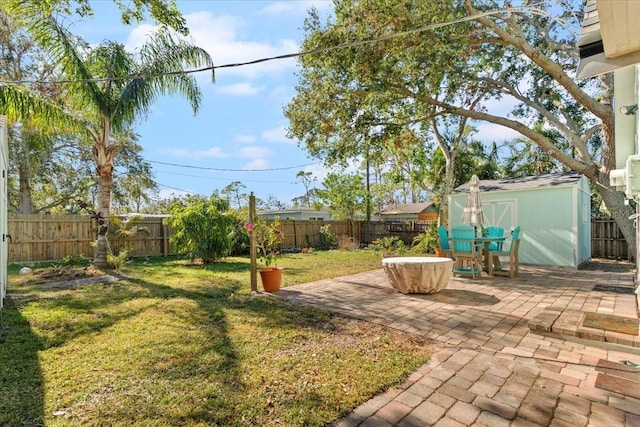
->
(1, 11), (214, 267)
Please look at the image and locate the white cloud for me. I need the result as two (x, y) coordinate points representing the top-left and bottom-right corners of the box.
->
(262, 126), (294, 143)
(238, 146), (272, 159)
(216, 82), (264, 96)
(482, 94), (520, 119)
(302, 163), (329, 183)
(475, 122), (521, 143)
(161, 146), (228, 158)
(260, 1), (333, 16)
(243, 158), (269, 169)
(124, 11), (299, 79)
(125, 23), (156, 52)
(185, 12), (298, 78)
(196, 147), (229, 157)
(234, 134), (257, 144)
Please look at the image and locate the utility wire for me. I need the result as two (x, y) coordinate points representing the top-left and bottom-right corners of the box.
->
(148, 159), (318, 171)
(156, 182), (200, 195)
(0, 6), (555, 86)
(154, 169), (294, 183)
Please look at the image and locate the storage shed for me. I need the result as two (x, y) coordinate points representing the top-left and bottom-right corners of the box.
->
(448, 172), (591, 268)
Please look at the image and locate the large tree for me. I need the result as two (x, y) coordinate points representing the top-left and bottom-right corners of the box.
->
(317, 172), (368, 220)
(9, 0), (189, 35)
(1, 5), (214, 267)
(286, 0), (632, 254)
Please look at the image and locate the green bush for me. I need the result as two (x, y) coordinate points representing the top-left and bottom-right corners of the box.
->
(369, 236), (407, 254)
(411, 224), (439, 254)
(165, 195), (236, 263)
(317, 224), (337, 250)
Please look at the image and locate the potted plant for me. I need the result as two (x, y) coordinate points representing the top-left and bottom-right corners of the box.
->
(249, 217), (285, 292)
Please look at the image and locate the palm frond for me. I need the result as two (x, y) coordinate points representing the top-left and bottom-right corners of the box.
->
(0, 84), (85, 134)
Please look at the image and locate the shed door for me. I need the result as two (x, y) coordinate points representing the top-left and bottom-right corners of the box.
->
(0, 117), (7, 309)
(482, 199), (517, 230)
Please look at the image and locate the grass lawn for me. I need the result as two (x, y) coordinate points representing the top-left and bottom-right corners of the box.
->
(1, 250), (434, 426)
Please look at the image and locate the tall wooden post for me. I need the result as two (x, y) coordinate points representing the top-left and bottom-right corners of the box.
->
(249, 193), (257, 292)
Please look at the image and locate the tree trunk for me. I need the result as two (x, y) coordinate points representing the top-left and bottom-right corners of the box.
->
(92, 129), (117, 268)
(596, 173), (636, 260)
(93, 164), (113, 268)
(17, 157), (33, 214)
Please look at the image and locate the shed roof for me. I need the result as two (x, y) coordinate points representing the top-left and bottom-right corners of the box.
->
(379, 201), (434, 215)
(451, 172), (584, 194)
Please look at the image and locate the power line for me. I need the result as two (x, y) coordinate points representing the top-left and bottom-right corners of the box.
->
(0, 6), (554, 86)
(154, 169), (294, 183)
(148, 159), (318, 172)
(156, 182), (200, 195)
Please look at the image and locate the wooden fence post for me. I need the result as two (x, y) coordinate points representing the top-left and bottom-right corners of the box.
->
(249, 194), (257, 293)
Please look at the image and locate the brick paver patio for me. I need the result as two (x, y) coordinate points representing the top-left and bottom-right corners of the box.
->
(277, 264), (640, 426)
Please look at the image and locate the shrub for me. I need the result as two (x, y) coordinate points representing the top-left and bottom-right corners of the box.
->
(369, 236), (407, 254)
(165, 195), (236, 263)
(411, 224), (439, 254)
(249, 217), (284, 268)
(317, 224), (337, 250)
(109, 214), (148, 257)
(337, 234), (359, 250)
(107, 249), (129, 270)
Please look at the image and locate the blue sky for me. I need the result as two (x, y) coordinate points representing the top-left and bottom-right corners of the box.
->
(69, 0), (335, 206)
(69, 0), (521, 207)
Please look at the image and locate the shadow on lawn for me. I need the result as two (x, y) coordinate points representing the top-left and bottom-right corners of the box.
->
(3, 266), (338, 425)
(0, 297), (45, 426)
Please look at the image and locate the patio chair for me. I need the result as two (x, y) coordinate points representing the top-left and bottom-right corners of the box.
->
(437, 226), (453, 258)
(450, 225), (483, 278)
(485, 226), (505, 251)
(492, 226), (521, 278)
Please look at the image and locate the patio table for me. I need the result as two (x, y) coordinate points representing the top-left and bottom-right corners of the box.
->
(473, 236), (506, 276)
(382, 256), (454, 294)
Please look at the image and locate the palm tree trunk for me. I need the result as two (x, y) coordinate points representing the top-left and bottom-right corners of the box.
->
(93, 167), (112, 268)
(92, 131), (116, 268)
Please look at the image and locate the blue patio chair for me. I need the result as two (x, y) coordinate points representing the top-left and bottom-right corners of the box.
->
(492, 226), (521, 278)
(485, 226), (505, 251)
(437, 226), (453, 258)
(450, 225), (483, 278)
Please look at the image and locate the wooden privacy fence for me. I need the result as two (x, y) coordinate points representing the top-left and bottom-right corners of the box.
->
(591, 217), (629, 260)
(8, 214), (173, 263)
(5, 215), (631, 263)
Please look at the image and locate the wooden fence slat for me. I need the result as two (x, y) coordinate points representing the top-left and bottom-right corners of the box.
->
(6, 215), (630, 262)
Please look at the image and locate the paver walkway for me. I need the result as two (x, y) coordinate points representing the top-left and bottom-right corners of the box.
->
(277, 264), (640, 426)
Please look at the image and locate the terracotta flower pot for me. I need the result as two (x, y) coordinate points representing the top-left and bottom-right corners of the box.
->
(259, 267), (283, 292)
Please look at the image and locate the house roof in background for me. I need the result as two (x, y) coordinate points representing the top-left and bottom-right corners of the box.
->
(379, 202), (434, 215)
(451, 172), (584, 194)
(259, 207), (330, 215)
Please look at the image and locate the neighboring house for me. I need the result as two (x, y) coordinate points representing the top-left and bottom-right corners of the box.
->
(448, 172), (591, 268)
(377, 202), (438, 223)
(0, 116), (6, 309)
(577, 0), (640, 277)
(258, 207), (332, 221)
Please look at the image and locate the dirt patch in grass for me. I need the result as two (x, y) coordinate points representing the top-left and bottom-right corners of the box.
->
(29, 265), (110, 283)
(583, 313), (639, 335)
